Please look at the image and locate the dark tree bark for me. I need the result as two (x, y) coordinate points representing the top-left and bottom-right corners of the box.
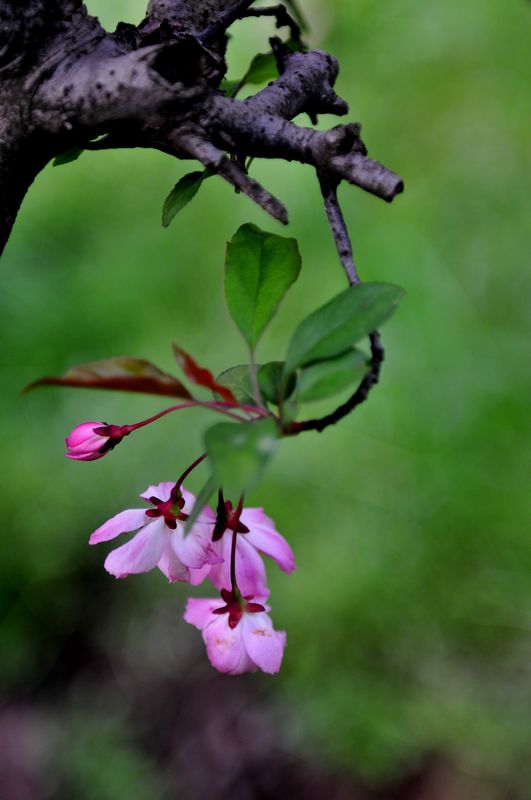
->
(0, 0), (403, 254)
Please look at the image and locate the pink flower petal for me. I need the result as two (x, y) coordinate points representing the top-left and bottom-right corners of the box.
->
(139, 482), (175, 502)
(104, 518), (166, 578)
(241, 508), (295, 574)
(89, 508), (148, 544)
(187, 562), (212, 586)
(207, 535), (269, 597)
(157, 539), (190, 583)
(184, 597), (221, 629)
(242, 612), (286, 674)
(203, 615), (256, 675)
(66, 421), (105, 448)
(172, 523), (222, 570)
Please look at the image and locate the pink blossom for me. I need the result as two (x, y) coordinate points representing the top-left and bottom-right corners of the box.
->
(65, 421), (124, 461)
(89, 482), (222, 582)
(196, 507), (295, 597)
(184, 591), (286, 675)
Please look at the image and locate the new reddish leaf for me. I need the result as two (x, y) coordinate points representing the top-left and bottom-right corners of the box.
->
(172, 345), (237, 404)
(25, 356), (193, 398)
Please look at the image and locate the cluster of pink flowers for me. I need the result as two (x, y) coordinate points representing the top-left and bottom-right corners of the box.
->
(88, 479), (294, 675)
(66, 419), (294, 674)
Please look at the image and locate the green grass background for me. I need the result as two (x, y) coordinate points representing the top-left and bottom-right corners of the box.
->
(1, 0), (529, 796)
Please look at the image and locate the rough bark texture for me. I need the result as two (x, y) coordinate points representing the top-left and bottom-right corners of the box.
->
(0, 0), (403, 254)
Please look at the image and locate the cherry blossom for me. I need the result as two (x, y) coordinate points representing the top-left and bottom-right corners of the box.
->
(192, 506), (295, 597)
(184, 590), (286, 675)
(89, 482), (222, 582)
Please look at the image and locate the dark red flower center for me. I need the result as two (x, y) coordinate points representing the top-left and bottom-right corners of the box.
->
(212, 589), (265, 629)
(145, 487), (187, 529)
(212, 497), (249, 542)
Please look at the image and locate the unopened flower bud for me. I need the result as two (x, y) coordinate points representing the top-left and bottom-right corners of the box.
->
(65, 421), (124, 461)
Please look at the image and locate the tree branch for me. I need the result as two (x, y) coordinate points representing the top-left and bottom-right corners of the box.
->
(0, 1), (84, 66)
(173, 130), (288, 222)
(318, 172), (360, 285)
(283, 176), (385, 436)
(286, 332), (384, 435)
(203, 49), (402, 202)
(0, 0), (403, 253)
(147, 0), (247, 32)
(0, 133), (53, 253)
(240, 5), (302, 44)
(208, 100), (402, 202)
(200, 0), (256, 42)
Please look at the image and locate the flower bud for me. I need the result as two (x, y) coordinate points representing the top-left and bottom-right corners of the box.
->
(65, 421), (124, 461)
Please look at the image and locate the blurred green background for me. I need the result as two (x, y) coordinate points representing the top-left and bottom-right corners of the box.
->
(1, 1), (529, 798)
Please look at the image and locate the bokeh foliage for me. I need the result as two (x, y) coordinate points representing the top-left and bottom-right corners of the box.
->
(1, 0), (529, 796)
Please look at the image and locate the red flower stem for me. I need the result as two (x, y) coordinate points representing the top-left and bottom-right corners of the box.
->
(217, 401), (270, 418)
(230, 529), (239, 597)
(122, 401), (247, 433)
(230, 495), (245, 598)
(174, 452), (208, 490)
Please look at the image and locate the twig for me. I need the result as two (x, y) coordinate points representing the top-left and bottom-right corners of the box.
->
(318, 172), (360, 286)
(241, 5), (302, 43)
(284, 174), (385, 435)
(176, 131), (288, 223)
(285, 333), (384, 435)
(200, 0), (257, 42)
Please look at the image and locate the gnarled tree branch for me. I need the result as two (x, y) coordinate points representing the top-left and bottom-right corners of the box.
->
(0, 0), (403, 255)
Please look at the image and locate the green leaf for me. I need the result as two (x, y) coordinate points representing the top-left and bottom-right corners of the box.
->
(259, 361), (295, 405)
(204, 418), (279, 499)
(215, 361), (295, 407)
(280, 398), (299, 425)
(184, 474), (217, 534)
(284, 282), (404, 376)
(215, 365), (257, 406)
(162, 169), (212, 227)
(224, 40), (302, 99)
(220, 78), (241, 97)
(225, 223), (302, 350)
(53, 147), (84, 166)
(243, 51), (278, 85)
(296, 348), (368, 403)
